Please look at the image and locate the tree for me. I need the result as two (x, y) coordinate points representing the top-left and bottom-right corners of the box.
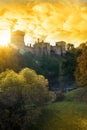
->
(21, 53), (59, 88)
(75, 45), (87, 87)
(59, 51), (77, 89)
(67, 43), (74, 51)
(0, 47), (22, 72)
(0, 68), (53, 130)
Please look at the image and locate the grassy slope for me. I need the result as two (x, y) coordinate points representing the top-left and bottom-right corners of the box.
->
(36, 88), (87, 130)
(65, 87), (87, 102)
(37, 101), (87, 130)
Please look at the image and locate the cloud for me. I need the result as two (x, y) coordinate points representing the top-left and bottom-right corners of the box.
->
(0, 0), (87, 46)
(0, 8), (8, 16)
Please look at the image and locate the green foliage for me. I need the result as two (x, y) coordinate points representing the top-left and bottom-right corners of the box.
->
(59, 51), (77, 88)
(36, 102), (87, 130)
(0, 47), (79, 90)
(65, 87), (87, 102)
(0, 68), (53, 130)
(23, 49), (79, 90)
(21, 53), (59, 88)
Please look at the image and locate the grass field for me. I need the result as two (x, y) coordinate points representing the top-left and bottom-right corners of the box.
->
(65, 87), (87, 102)
(36, 101), (87, 130)
(35, 88), (87, 130)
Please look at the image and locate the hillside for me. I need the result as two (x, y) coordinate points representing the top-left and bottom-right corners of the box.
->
(36, 101), (87, 130)
(35, 88), (87, 130)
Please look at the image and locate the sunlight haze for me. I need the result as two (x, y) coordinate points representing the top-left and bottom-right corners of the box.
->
(0, 0), (87, 46)
(0, 29), (11, 46)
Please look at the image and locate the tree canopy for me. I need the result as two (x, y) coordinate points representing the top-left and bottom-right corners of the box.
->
(0, 68), (53, 130)
(75, 45), (87, 87)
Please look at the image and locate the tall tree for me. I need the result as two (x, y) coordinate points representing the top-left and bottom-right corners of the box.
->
(75, 45), (87, 87)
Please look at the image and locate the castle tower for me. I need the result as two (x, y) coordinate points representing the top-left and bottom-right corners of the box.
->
(34, 39), (50, 56)
(56, 41), (66, 55)
(10, 30), (25, 48)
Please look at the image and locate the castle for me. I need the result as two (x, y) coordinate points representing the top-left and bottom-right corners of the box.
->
(10, 30), (66, 56)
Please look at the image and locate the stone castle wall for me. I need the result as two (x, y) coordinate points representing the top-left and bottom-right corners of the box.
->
(10, 30), (66, 56)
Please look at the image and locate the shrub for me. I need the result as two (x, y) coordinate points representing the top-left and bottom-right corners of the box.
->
(55, 91), (64, 101)
(0, 68), (52, 130)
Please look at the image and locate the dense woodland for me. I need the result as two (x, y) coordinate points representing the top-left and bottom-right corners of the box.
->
(0, 42), (87, 130)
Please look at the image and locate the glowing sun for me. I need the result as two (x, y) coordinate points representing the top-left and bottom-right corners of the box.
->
(0, 30), (11, 46)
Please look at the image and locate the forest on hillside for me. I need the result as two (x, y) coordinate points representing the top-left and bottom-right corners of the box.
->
(0, 42), (87, 129)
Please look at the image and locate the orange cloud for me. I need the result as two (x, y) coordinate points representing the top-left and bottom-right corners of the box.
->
(0, 0), (87, 46)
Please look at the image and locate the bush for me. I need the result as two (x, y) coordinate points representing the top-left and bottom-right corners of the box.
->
(55, 91), (64, 101)
(0, 68), (52, 130)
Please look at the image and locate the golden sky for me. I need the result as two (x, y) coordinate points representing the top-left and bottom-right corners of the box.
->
(0, 0), (87, 46)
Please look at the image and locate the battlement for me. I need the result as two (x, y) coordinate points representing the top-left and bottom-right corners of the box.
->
(10, 30), (66, 56)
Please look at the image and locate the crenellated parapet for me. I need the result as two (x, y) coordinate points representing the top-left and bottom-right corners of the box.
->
(10, 30), (66, 56)
(33, 39), (66, 56)
(33, 40), (50, 56)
